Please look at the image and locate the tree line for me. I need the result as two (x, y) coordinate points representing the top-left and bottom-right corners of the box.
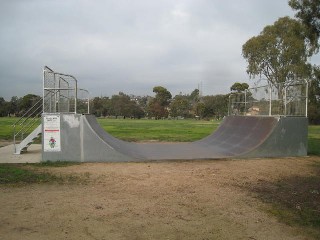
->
(0, 81), (318, 123)
(0, 87), (229, 120)
(91, 87), (229, 120)
(0, 94), (41, 117)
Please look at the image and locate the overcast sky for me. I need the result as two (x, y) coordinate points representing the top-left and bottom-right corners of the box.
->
(0, 0), (318, 100)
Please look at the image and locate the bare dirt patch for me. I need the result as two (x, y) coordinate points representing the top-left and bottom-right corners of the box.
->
(1, 156), (320, 240)
(0, 140), (13, 148)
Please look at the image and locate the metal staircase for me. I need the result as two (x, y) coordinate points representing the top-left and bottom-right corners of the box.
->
(14, 125), (42, 154)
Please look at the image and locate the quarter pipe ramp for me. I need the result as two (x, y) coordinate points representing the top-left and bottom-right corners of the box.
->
(42, 114), (308, 162)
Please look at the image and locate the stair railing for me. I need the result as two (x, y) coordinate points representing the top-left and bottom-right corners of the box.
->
(12, 96), (44, 152)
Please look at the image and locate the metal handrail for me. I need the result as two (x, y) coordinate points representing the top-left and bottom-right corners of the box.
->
(13, 106), (42, 138)
(12, 91), (52, 128)
(20, 116), (41, 139)
(12, 97), (43, 127)
(12, 92), (52, 149)
(13, 100), (42, 148)
(79, 88), (90, 114)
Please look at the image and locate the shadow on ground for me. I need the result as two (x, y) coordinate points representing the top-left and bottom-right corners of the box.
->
(242, 161), (320, 238)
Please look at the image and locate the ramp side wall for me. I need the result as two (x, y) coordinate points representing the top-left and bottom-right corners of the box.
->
(42, 113), (82, 162)
(240, 117), (308, 158)
(42, 114), (134, 162)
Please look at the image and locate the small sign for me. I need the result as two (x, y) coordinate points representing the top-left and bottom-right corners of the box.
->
(43, 115), (61, 152)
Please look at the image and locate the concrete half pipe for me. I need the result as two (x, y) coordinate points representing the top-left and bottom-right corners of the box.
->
(42, 114), (308, 162)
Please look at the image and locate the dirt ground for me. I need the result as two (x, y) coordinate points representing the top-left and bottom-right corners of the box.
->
(0, 140), (13, 148)
(1, 156), (320, 240)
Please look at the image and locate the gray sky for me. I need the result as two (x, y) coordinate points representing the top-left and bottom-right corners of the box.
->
(0, 0), (318, 100)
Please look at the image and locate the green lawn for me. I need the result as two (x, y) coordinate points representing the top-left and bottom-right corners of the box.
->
(0, 117), (41, 141)
(0, 117), (319, 156)
(0, 117), (17, 140)
(97, 118), (219, 142)
(308, 125), (320, 156)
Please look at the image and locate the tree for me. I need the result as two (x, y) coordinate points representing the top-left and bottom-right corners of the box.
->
(19, 94), (41, 115)
(136, 95), (150, 110)
(0, 97), (8, 117)
(242, 17), (313, 87)
(153, 86), (172, 106)
(9, 96), (19, 116)
(289, 1), (320, 124)
(289, 0), (320, 53)
(77, 99), (89, 114)
(170, 95), (190, 118)
(193, 102), (205, 118)
(147, 86), (172, 119)
(109, 93), (128, 118)
(189, 88), (200, 103)
(91, 97), (106, 117)
(91, 94), (145, 118)
(147, 100), (169, 119)
(109, 92), (144, 118)
(230, 82), (249, 92)
(202, 94), (229, 119)
(308, 66), (320, 124)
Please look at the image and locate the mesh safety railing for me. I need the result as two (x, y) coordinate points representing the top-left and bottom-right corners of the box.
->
(43, 66), (77, 113)
(43, 66), (89, 114)
(228, 81), (308, 117)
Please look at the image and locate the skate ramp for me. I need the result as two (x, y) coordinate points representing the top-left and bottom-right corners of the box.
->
(42, 114), (308, 162)
(80, 115), (308, 161)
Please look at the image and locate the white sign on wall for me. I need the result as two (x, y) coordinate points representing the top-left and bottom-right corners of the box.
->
(43, 115), (61, 152)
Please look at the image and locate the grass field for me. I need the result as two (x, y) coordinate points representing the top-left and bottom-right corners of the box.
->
(97, 118), (219, 142)
(308, 125), (320, 156)
(0, 117), (17, 140)
(0, 117), (319, 155)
